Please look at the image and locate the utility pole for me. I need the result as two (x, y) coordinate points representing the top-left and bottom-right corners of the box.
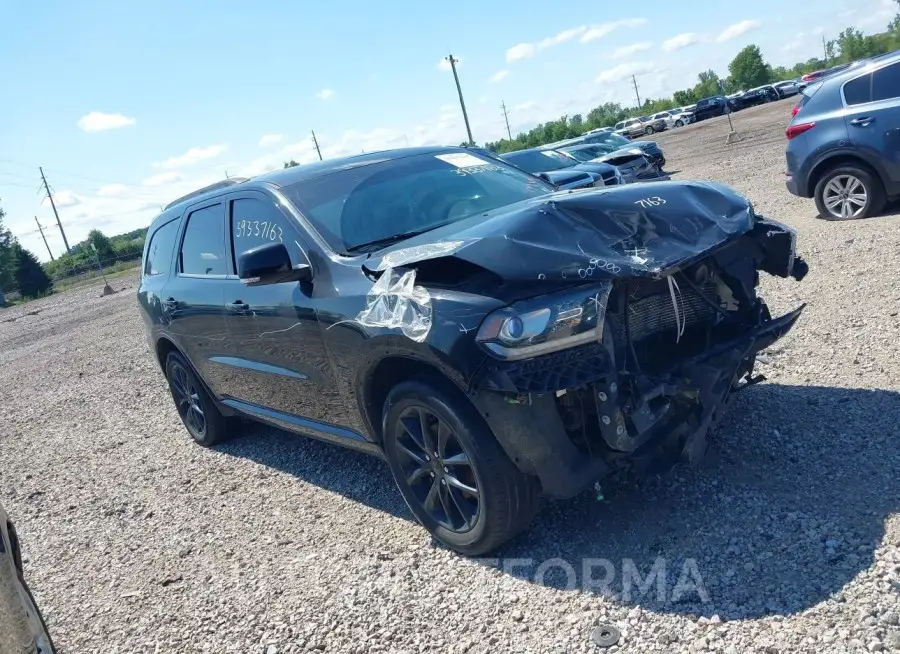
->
(631, 75), (642, 110)
(39, 167), (71, 255)
(446, 54), (475, 146)
(822, 35), (830, 68)
(311, 130), (323, 161)
(501, 101), (513, 141)
(34, 217), (54, 261)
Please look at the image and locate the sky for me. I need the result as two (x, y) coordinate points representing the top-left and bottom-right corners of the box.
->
(0, 0), (895, 261)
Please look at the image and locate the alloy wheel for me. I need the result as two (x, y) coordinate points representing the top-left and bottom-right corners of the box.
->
(823, 174), (867, 219)
(171, 363), (207, 438)
(394, 406), (480, 533)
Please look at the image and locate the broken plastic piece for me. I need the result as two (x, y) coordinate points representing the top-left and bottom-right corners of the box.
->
(354, 267), (432, 342)
(373, 240), (470, 272)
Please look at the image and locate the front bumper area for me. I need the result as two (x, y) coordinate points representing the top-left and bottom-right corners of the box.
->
(471, 304), (803, 499)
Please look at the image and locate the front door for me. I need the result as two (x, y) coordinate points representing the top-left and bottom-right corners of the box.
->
(217, 192), (349, 428)
(844, 61), (900, 184)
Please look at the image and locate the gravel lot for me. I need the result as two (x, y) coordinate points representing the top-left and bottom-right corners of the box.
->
(2, 97), (900, 653)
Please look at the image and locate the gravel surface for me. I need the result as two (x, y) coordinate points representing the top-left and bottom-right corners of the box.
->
(2, 98), (900, 653)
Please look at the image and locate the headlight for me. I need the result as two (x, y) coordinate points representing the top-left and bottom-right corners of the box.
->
(476, 285), (611, 361)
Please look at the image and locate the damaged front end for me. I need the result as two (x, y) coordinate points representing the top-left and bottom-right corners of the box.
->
(361, 181), (808, 499)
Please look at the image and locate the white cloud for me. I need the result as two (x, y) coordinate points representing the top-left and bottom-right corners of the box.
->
(506, 18), (647, 63)
(489, 69), (509, 83)
(596, 61), (659, 84)
(506, 43), (536, 62)
(812, 26), (825, 35)
(315, 88), (335, 100)
(96, 183), (128, 197)
(662, 33), (704, 52)
(142, 171), (184, 186)
(514, 100), (536, 112)
(715, 20), (762, 43)
(258, 133), (283, 147)
(581, 18), (648, 43)
(537, 25), (588, 49)
(154, 145), (227, 169)
(76, 111), (136, 133)
(41, 190), (81, 208)
(610, 41), (653, 59)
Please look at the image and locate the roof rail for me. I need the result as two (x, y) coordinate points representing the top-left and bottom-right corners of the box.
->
(163, 178), (249, 210)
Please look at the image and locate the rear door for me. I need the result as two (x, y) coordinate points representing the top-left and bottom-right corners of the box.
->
(218, 191), (349, 427)
(161, 201), (233, 396)
(843, 62), (900, 185)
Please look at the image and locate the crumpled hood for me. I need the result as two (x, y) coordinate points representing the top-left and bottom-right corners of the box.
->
(364, 180), (759, 281)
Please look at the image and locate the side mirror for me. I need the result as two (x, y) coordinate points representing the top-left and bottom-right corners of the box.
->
(238, 242), (312, 286)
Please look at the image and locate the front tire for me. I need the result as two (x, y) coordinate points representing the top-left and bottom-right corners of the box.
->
(675, 120), (684, 127)
(165, 352), (232, 446)
(382, 379), (540, 556)
(644, 125), (655, 135)
(813, 164), (885, 220)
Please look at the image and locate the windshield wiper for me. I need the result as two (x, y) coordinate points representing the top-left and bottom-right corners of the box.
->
(346, 227), (442, 254)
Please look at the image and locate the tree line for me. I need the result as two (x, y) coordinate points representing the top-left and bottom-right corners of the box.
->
(0, 198), (147, 303)
(485, 17), (900, 154)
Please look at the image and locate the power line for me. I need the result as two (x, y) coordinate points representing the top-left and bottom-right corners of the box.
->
(501, 101), (513, 141)
(311, 130), (323, 161)
(446, 54), (474, 146)
(631, 74), (642, 110)
(35, 217), (54, 261)
(39, 167), (72, 255)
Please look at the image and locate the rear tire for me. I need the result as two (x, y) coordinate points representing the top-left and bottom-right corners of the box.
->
(165, 351), (233, 446)
(813, 164), (885, 220)
(382, 379), (540, 556)
(675, 120), (684, 127)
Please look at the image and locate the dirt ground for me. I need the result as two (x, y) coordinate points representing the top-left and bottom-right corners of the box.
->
(2, 98), (899, 653)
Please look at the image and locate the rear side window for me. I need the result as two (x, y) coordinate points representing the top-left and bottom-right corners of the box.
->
(144, 220), (179, 276)
(843, 74), (872, 105)
(180, 204), (227, 276)
(873, 63), (900, 101)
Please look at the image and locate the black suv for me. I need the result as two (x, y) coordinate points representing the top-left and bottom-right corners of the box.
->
(138, 146), (807, 555)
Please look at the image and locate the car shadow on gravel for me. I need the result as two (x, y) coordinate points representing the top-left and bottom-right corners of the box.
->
(215, 421), (412, 519)
(480, 383), (900, 621)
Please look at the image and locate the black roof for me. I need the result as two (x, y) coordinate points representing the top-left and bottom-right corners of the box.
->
(148, 146), (476, 230)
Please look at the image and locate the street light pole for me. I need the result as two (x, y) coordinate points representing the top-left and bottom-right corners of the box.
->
(446, 54), (474, 146)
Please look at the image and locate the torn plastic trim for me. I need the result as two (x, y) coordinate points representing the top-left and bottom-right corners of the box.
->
(370, 240), (473, 272)
(352, 267), (432, 342)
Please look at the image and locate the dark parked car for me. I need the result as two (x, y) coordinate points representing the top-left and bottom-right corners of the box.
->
(786, 51), (900, 220)
(464, 146), (613, 190)
(499, 148), (624, 185)
(138, 146), (807, 555)
(736, 85), (780, 109)
(693, 96), (731, 121)
(1, 503), (55, 653)
(773, 80), (801, 98)
(563, 131), (667, 170)
(549, 143), (668, 183)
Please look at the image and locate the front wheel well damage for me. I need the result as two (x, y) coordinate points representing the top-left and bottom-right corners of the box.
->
(363, 356), (468, 443)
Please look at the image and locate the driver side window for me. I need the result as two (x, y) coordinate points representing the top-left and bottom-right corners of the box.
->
(230, 197), (303, 269)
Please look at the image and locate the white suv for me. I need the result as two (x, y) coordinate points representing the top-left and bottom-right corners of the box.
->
(651, 110), (694, 128)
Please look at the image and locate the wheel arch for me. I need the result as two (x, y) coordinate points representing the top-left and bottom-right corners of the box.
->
(359, 354), (471, 444)
(806, 151), (889, 197)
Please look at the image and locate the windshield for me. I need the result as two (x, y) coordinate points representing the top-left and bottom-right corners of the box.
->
(560, 144), (615, 161)
(279, 152), (554, 254)
(582, 132), (631, 148)
(501, 149), (576, 173)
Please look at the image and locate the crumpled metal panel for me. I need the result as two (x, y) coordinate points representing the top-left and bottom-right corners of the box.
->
(364, 180), (760, 282)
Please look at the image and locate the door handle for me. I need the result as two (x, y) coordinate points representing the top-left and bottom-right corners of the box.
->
(850, 117), (875, 126)
(162, 297), (178, 311)
(229, 300), (250, 314)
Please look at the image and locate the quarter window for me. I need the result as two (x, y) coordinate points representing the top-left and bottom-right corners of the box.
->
(843, 74), (872, 106)
(872, 63), (900, 102)
(180, 204), (227, 276)
(144, 219), (179, 276)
